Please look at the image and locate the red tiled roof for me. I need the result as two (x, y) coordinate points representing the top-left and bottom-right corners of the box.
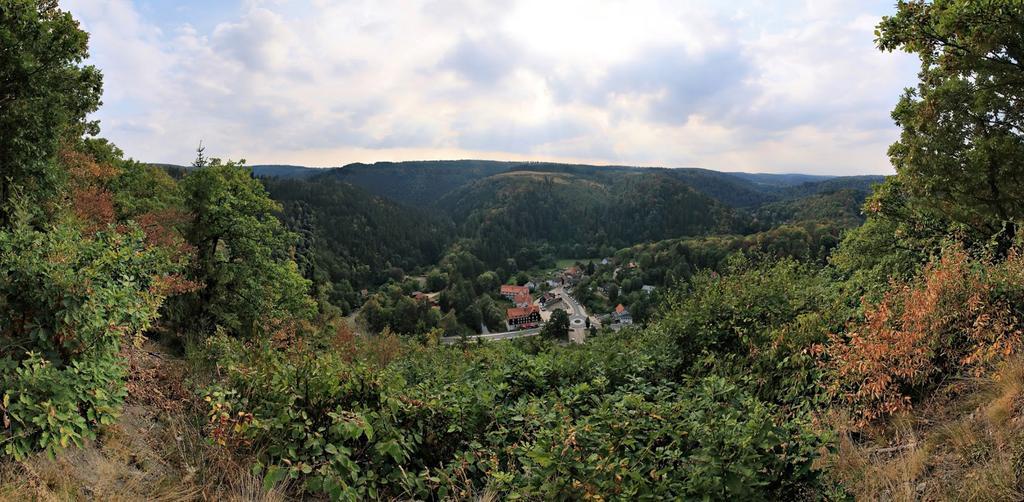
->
(615, 304), (626, 313)
(513, 292), (532, 304)
(506, 305), (539, 319)
(500, 284), (530, 295)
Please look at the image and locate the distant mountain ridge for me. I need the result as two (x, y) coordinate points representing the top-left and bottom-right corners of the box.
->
(149, 159), (885, 309)
(152, 159), (885, 213)
(151, 163), (321, 179)
(308, 160), (885, 210)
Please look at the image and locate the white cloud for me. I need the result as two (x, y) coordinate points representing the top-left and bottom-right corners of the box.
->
(61, 0), (918, 174)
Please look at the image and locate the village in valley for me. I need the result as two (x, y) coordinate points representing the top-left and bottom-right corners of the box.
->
(437, 258), (653, 344)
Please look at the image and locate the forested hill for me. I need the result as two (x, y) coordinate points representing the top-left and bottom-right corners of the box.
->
(154, 159), (884, 212)
(153, 163), (323, 179)
(436, 170), (747, 263)
(313, 159), (884, 210)
(262, 177), (452, 312)
(315, 160), (512, 207)
(152, 159), (882, 303)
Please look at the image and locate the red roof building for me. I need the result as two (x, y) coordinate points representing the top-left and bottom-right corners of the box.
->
(500, 284), (530, 300)
(506, 305), (541, 329)
(513, 291), (533, 308)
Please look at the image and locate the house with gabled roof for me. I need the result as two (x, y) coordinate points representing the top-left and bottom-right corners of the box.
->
(506, 305), (541, 330)
(612, 304), (633, 326)
(500, 284), (530, 300)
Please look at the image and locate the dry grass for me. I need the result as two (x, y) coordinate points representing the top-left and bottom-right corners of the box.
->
(0, 340), (289, 502)
(826, 356), (1024, 501)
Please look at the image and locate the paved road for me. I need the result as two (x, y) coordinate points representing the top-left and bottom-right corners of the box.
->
(440, 287), (594, 345)
(553, 286), (596, 325)
(440, 327), (541, 345)
(552, 286), (583, 316)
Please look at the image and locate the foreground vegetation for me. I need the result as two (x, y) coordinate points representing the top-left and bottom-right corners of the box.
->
(3, 0), (1024, 500)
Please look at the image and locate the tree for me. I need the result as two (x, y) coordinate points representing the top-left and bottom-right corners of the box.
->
(0, 0), (103, 225)
(425, 269), (448, 292)
(179, 156), (314, 337)
(877, 1), (1024, 253)
(608, 284), (619, 303)
(0, 202), (181, 458)
(475, 271), (500, 294)
(457, 301), (483, 333)
(475, 295), (505, 332)
(439, 311), (465, 337)
(542, 309), (570, 341)
(514, 271), (530, 286)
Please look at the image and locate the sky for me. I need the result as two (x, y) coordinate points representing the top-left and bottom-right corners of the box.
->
(62, 0), (920, 175)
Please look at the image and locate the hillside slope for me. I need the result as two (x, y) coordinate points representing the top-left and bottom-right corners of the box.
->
(435, 169), (746, 264)
(314, 159), (884, 210)
(263, 177), (452, 312)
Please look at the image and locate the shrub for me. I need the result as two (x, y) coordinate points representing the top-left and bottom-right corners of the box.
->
(0, 210), (180, 459)
(489, 375), (824, 500)
(820, 246), (1024, 426)
(647, 255), (839, 409)
(196, 321), (827, 500)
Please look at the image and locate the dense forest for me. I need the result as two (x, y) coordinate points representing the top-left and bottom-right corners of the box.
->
(215, 155), (881, 336)
(3, 1), (1024, 500)
(264, 177), (451, 313)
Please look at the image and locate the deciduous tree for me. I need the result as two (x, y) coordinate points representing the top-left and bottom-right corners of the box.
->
(179, 156), (314, 337)
(878, 0), (1024, 252)
(0, 0), (102, 225)
(542, 309), (570, 341)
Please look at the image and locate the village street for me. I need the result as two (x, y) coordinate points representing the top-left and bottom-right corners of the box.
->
(441, 285), (593, 344)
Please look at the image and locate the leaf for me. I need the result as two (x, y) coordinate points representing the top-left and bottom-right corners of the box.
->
(263, 465), (288, 491)
(376, 440), (404, 463)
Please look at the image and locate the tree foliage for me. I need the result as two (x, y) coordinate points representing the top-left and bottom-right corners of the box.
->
(0, 205), (181, 458)
(820, 245), (1024, 426)
(264, 177), (449, 313)
(878, 0), (1024, 251)
(0, 0), (102, 224)
(179, 159), (314, 338)
(197, 318), (825, 500)
(541, 309), (569, 341)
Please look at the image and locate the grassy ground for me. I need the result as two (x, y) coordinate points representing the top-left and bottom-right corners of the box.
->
(0, 340), (287, 501)
(824, 355), (1024, 500)
(553, 257), (600, 269)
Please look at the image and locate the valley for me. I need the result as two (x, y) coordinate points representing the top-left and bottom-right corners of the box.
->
(243, 160), (882, 338)
(4, 1), (1024, 500)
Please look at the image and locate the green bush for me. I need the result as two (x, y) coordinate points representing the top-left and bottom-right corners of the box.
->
(490, 376), (823, 499)
(196, 319), (826, 500)
(0, 211), (177, 459)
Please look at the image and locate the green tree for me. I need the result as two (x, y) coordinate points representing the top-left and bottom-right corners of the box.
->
(425, 269), (448, 292)
(0, 204), (180, 458)
(0, 0), (103, 225)
(475, 271), (500, 294)
(439, 310), (465, 337)
(179, 157), (314, 337)
(877, 0), (1024, 252)
(607, 284), (619, 303)
(514, 271), (530, 286)
(542, 309), (570, 341)
(475, 295), (505, 332)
